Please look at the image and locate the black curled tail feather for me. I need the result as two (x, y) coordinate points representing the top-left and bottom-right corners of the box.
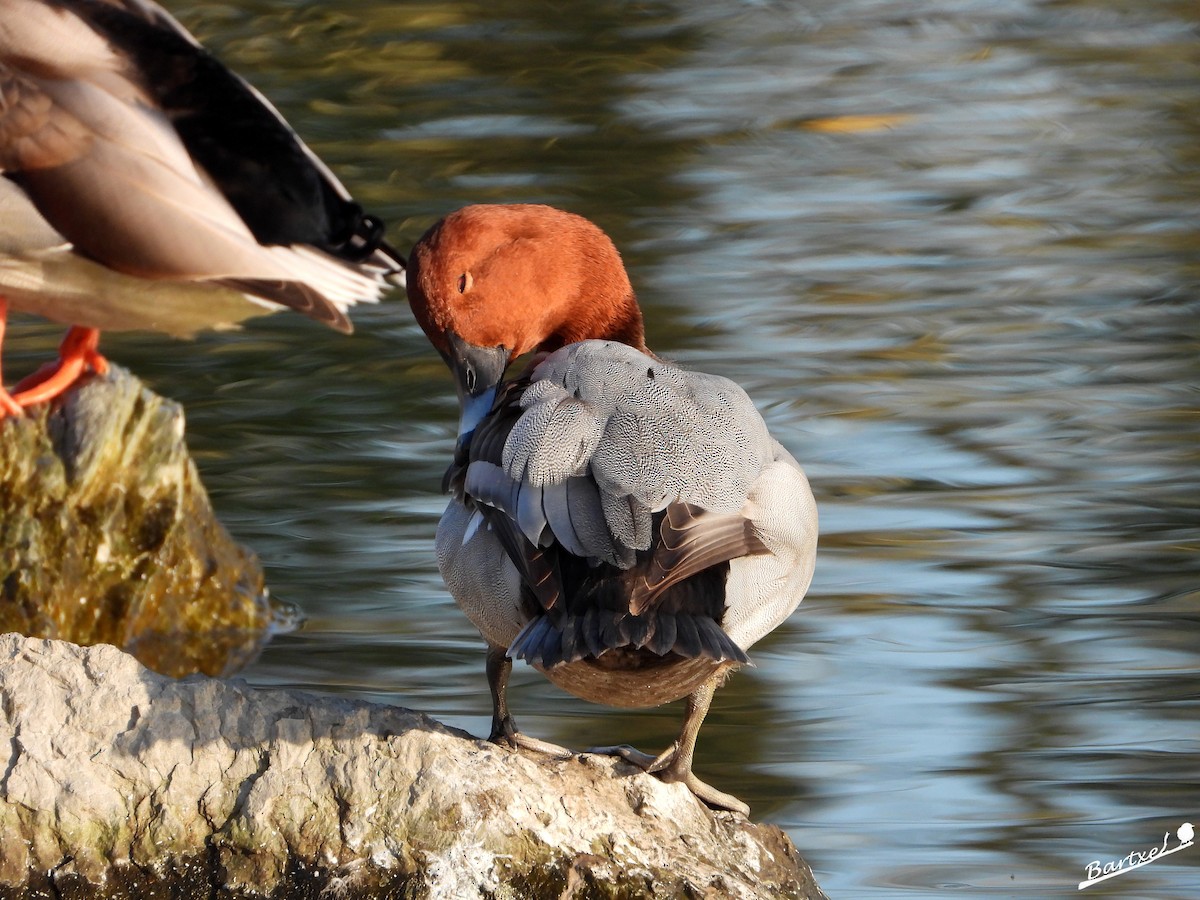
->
(509, 610), (751, 669)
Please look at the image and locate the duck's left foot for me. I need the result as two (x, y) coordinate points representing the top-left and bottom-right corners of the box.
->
(489, 716), (573, 759)
(592, 741), (750, 816)
(0, 387), (22, 418)
(10, 327), (108, 407)
(0, 299), (28, 417)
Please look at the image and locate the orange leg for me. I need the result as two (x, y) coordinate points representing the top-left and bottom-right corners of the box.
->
(0, 298), (25, 417)
(10, 326), (109, 408)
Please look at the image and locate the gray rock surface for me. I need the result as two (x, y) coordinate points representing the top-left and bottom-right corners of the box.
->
(0, 634), (826, 899)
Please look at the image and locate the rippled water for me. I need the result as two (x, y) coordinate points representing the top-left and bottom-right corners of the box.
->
(7, 0), (1199, 896)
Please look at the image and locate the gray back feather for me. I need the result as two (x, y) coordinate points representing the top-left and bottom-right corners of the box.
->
(492, 340), (773, 568)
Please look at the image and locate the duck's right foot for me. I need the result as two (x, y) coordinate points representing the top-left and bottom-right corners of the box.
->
(584, 743), (659, 768)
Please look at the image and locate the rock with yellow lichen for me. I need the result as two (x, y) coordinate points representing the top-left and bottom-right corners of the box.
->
(0, 635), (827, 900)
(0, 365), (273, 677)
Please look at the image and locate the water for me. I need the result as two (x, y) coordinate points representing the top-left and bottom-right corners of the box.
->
(6, 0), (1198, 896)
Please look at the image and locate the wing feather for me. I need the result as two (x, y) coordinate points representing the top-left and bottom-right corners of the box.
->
(628, 502), (769, 616)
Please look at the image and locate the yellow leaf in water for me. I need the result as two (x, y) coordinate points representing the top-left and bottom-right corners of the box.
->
(800, 114), (915, 133)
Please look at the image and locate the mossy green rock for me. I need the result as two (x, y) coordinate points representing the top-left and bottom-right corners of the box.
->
(0, 366), (270, 677)
(0, 635), (826, 900)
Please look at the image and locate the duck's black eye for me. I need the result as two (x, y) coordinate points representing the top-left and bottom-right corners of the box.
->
(458, 272), (472, 293)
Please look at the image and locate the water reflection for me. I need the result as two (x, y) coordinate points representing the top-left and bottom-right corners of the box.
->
(6, 0), (1199, 896)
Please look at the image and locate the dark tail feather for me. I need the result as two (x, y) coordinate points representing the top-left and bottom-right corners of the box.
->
(560, 615), (586, 664)
(582, 607), (606, 658)
(692, 617), (752, 665)
(511, 615), (568, 668)
(598, 611), (624, 651)
(510, 616), (553, 662)
(672, 614), (702, 657)
(539, 628), (564, 668)
(516, 608), (750, 669)
(625, 613), (653, 648)
(646, 613), (677, 656)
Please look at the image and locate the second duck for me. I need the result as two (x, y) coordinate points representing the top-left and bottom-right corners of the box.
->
(407, 203), (818, 815)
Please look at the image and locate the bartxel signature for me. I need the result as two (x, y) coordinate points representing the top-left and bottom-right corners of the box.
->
(1078, 822), (1194, 890)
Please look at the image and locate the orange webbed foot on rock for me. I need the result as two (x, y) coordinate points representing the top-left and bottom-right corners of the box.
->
(10, 327), (108, 409)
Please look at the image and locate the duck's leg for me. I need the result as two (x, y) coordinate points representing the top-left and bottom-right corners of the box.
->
(601, 672), (750, 816)
(0, 299), (26, 417)
(10, 326), (108, 407)
(486, 643), (572, 757)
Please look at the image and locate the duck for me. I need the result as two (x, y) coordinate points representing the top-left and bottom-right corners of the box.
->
(0, 0), (404, 417)
(407, 203), (818, 815)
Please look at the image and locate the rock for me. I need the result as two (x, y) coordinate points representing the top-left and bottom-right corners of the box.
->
(0, 366), (274, 677)
(0, 634), (827, 900)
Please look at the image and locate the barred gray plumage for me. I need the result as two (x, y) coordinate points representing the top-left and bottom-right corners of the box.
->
(499, 340), (774, 564)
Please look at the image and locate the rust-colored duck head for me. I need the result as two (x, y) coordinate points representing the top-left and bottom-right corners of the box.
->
(406, 204), (646, 436)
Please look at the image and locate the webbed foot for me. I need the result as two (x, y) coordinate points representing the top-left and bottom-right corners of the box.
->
(489, 715), (573, 758)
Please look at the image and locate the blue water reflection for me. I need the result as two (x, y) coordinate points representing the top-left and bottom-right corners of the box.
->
(6, 0), (1197, 895)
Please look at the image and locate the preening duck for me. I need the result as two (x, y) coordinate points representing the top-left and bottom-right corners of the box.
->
(0, 0), (404, 416)
(407, 203), (818, 814)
